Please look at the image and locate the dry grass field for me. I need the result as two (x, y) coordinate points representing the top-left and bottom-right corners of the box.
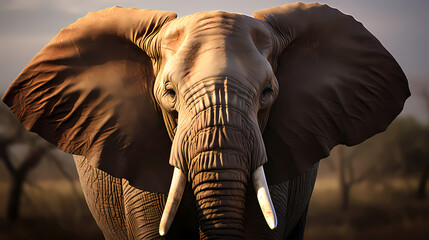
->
(0, 180), (103, 240)
(305, 177), (429, 240)
(0, 175), (428, 239)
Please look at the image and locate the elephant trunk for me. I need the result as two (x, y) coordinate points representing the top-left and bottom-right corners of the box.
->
(192, 154), (248, 239)
(186, 107), (258, 238)
(161, 86), (277, 237)
(182, 103), (252, 238)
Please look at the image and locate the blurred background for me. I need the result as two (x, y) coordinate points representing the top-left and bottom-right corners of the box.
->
(0, 0), (428, 239)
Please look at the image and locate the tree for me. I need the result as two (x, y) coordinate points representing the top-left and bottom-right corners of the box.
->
(1, 133), (54, 221)
(333, 143), (381, 210)
(326, 115), (429, 210)
(0, 104), (56, 221)
(416, 85), (429, 199)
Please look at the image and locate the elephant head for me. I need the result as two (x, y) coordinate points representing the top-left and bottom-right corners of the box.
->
(2, 3), (409, 239)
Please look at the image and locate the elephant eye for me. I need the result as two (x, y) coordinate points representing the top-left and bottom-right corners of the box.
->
(262, 86), (273, 96)
(261, 84), (274, 108)
(165, 82), (176, 99)
(166, 88), (176, 98)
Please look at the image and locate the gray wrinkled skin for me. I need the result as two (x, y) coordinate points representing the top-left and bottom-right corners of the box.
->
(74, 155), (318, 239)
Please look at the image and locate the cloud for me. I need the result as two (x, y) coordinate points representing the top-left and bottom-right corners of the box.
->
(2, 0), (44, 11)
(51, 0), (118, 15)
(0, 33), (54, 89)
(1, 0), (127, 14)
(0, 0), (274, 16)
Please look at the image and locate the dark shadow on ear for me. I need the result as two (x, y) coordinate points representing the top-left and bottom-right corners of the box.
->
(2, 7), (177, 193)
(254, 3), (410, 184)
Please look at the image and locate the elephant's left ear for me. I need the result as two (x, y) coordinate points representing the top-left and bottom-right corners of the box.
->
(2, 7), (177, 193)
(254, 3), (410, 184)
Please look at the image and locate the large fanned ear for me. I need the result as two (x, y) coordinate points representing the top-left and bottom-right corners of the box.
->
(254, 3), (410, 184)
(2, 7), (177, 193)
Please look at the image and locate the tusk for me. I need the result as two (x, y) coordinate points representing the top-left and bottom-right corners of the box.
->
(252, 166), (278, 230)
(159, 167), (187, 236)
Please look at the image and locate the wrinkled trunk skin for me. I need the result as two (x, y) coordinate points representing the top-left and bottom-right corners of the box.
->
(193, 162), (248, 239)
(179, 104), (264, 239)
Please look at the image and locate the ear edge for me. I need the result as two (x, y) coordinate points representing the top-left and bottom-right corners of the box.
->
(2, 7), (177, 193)
(255, 3), (410, 184)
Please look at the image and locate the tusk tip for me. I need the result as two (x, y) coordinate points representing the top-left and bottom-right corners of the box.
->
(252, 166), (278, 231)
(159, 213), (171, 236)
(159, 167), (186, 237)
(267, 216), (278, 230)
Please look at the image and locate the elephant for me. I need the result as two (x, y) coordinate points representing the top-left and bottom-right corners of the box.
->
(2, 2), (409, 240)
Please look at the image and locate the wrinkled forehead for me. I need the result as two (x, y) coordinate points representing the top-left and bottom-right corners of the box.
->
(160, 11), (273, 52)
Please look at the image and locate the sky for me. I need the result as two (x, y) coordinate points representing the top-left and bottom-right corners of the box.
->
(0, 0), (428, 122)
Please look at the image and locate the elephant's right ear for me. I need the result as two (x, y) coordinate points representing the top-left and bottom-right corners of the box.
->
(254, 3), (410, 184)
(2, 7), (177, 193)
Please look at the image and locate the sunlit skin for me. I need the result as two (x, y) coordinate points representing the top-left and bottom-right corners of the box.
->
(152, 12), (280, 237)
(153, 11), (279, 139)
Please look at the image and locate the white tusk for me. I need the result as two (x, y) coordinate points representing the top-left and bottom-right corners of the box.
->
(252, 166), (278, 230)
(159, 167), (187, 236)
